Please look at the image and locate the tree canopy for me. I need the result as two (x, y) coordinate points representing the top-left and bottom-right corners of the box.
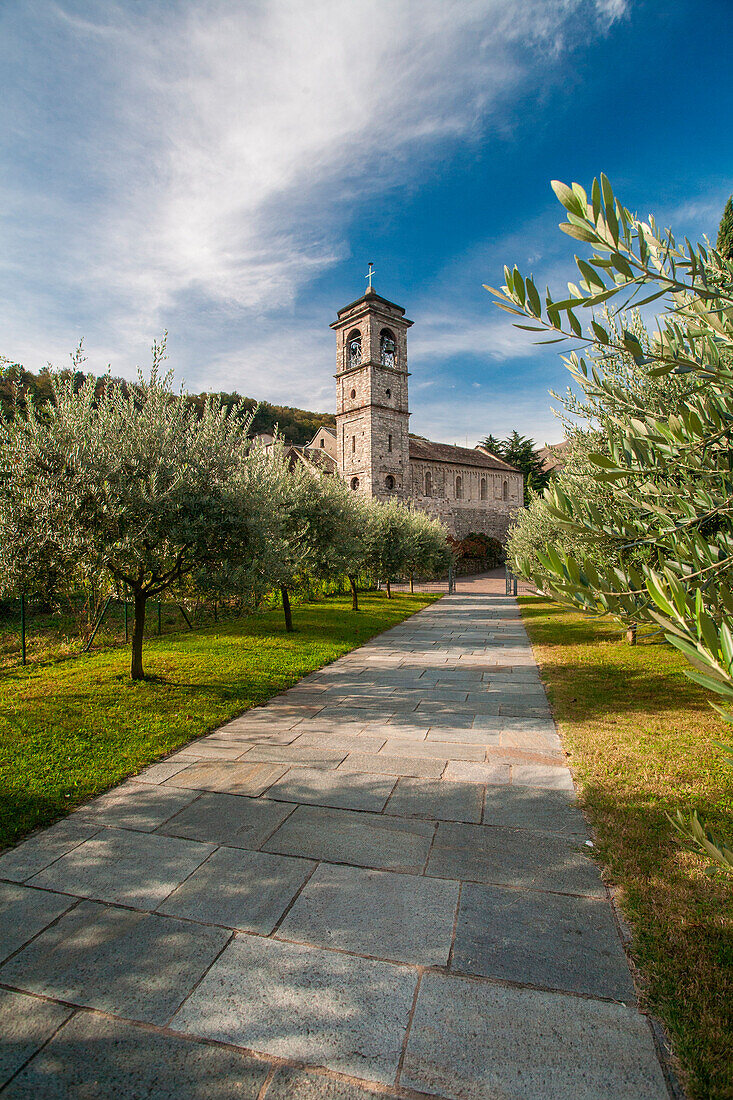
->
(0, 358), (335, 447)
(479, 431), (549, 502)
(491, 173), (733, 868)
(717, 195), (733, 262)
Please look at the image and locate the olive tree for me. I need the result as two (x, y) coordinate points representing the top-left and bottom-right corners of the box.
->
(268, 465), (369, 630)
(400, 507), (453, 591)
(0, 338), (275, 679)
(363, 500), (449, 598)
(489, 174), (733, 868)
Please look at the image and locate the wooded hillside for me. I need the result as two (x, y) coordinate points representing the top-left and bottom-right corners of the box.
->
(0, 365), (335, 447)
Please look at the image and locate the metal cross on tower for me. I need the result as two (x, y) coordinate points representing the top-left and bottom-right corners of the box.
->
(365, 262), (376, 290)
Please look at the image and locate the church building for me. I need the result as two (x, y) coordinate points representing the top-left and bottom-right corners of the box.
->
(281, 283), (524, 542)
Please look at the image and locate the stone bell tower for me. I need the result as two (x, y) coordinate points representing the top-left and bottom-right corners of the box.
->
(331, 276), (412, 500)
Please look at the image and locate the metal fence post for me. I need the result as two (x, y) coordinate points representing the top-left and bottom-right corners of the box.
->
(20, 594), (26, 666)
(83, 595), (113, 652)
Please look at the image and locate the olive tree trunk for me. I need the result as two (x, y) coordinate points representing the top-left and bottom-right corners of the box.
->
(348, 574), (359, 611)
(385, 578), (392, 599)
(130, 589), (148, 680)
(280, 585), (293, 632)
(409, 572), (414, 594)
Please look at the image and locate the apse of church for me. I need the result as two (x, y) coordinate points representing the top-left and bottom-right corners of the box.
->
(325, 282), (524, 541)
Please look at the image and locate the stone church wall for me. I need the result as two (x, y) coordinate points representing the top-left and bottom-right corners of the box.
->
(407, 460), (522, 542)
(409, 493), (521, 541)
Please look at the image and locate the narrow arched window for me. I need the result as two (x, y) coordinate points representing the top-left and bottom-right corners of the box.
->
(480, 477), (487, 501)
(455, 475), (463, 499)
(503, 480), (508, 500)
(385, 475), (395, 491)
(425, 470), (432, 497)
(380, 329), (396, 368)
(347, 329), (362, 369)
(352, 435), (356, 453)
(320, 438), (325, 448)
(388, 434), (393, 453)
(351, 477), (359, 490)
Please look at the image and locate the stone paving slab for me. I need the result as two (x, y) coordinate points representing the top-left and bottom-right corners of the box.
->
(400, 973), (668, 1100)
(337, 751), (446, 779)
(1, 900), (230, 1025)
(207, 727), (301, 744)
(171, 935), (416, 1085)
(265, 1067), (397, 1099)
(28, 827), (215, 908)
(244, 745), (349, 769)
(265, 768), (396, 812)
(481, 786), (588, 836)
(512, 763), (575, 790)
(169, 760), (288, 795)
(0, 989), (72, 1088)
(426, 821), (605, 896)
(452, 881), (636, 1001)
(0, 819), (102, 883)
(385, 776), (484, 823)
(443, 761), (511, 785)
(425, 725), (501, 744)
(158, 847), (315, 933)
(157, 791), (294, 848)
(263, 804), (435, 873)
(72, 781), (199, 831)
(292, 732), (388, 754)
(135, 759), (195, 784)
(2, 1011), (270, 1099)
(277, 863), (459, 965)
(171, 742), (251, 761)
(0, 882), (76, 964)
(379, 737), (485, 761)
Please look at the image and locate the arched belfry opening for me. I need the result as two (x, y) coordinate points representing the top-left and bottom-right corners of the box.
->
(380, 329), (396, 368)
(347, 330), (362, 369)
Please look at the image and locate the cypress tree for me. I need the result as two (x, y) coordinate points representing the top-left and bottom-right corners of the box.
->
(716, 196), (733, 261)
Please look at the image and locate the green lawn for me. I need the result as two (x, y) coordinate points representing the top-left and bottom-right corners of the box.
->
(519, 597), (733, 1100)
(0, 593), (437, 851)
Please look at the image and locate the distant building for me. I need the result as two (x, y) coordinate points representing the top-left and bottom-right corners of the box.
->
(537, 441), (571, 478)
(277, 284), (524, 541)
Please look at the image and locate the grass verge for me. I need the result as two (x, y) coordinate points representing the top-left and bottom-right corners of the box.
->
(519, 597), (733, 1100)
(0, 593), (437, 851)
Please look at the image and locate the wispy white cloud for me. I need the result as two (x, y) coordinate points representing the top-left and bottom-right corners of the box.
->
(415, 389), (564, 448)
(410, 312), (534, 362)
(0, 0), (631, 379)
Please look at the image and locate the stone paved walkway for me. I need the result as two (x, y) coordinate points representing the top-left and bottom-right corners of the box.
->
(0, 584), (671, 1098)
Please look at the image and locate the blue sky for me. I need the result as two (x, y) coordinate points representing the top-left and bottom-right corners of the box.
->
(1, 1), (731, 445)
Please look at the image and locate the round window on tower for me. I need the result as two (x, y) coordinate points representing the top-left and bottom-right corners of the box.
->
(351, 477), (360, 491)
(385, 475), (395, 491)
(350, 388), (356, 399)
